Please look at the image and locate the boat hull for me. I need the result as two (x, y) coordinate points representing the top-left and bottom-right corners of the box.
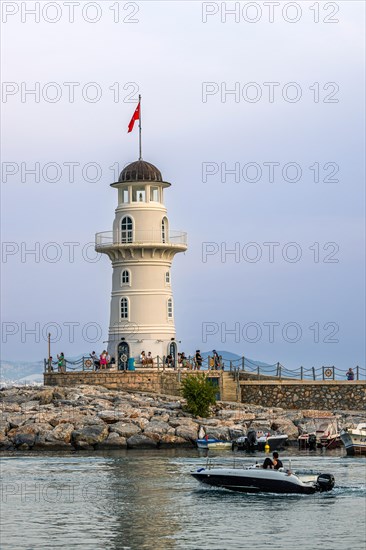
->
(257, 435), (289, 452)
(196, 439), (232, 450)
(340, 430), (366, 455)
(191, 468), (318, 495)
(318, 436), (342, 450)
(235, 434), (288, 452)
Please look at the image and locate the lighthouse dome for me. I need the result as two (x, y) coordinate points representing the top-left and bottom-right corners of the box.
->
(119, 160), (163, 183)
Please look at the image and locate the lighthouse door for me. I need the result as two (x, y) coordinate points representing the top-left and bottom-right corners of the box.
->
(169, 341), (177, 368)
(117, 341), (130, 371)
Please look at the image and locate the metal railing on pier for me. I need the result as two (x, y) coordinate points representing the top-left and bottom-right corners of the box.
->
(44, 355), (365, 381)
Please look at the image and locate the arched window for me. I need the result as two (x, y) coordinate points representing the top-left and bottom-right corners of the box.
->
(120, 297), (129, 319)
(165, 271), (170, 285)
(121, 269), (130, 286)
(167, 298), (173, 319)
(121, 216), (133, 243)
(162, 217), (168, 243)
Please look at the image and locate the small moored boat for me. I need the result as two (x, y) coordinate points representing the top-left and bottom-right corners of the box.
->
(298, 417), (341, 450)
(234, 429), (288, 452)
(191, 463), (335, 495)
(340, 423), (366, 455)
(257, 433), (288, 451)
(196, 438), (232, 450)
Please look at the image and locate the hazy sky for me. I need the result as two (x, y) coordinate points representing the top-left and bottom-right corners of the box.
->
(1, 1), (365, 369)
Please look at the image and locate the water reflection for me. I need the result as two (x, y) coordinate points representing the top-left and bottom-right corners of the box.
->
(102, 450), (182, 549)
(1, 449), (365, 550)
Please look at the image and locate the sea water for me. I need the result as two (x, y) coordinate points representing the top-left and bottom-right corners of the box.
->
(1, 448), (365, 550)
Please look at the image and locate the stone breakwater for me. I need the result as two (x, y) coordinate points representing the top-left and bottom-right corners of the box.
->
(0, 385), (364, 451)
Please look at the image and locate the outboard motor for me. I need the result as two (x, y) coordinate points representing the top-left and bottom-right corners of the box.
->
(246, 428), (257, 451)
(308, 433), (317, 451)
(316, 473), (335, 492)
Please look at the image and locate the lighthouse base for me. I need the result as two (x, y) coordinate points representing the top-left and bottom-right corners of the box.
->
(107, 332), (178, 371)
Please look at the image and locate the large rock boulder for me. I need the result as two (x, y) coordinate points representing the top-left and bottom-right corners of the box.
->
(159, 434), (193, 447)
(21, 400), (40, 411)
(35, 388), (55, 405)
(143, 420), (170, 436)
(127, 434), (158, 448)
(48, 423), (75, 444)
(8, 414), (26, 429)
(151, 412), (170, 423)
(13, 425), (37, 448)
(0, 432), (13, 449)
(158, 401), (182, 411)
(270, 418), (298, 439)
(228, 426), (246, 439)
(175, 423), (198, 442)
(72, 424), (109, 449)
(110, 422), (141, 438)
(0, 419), (9, 434)
(130, 417), (150, 430)
(97, 410), (126, 423)
(97, 432), (127, 449)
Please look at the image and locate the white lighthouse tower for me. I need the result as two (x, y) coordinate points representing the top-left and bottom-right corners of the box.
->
(95, 157), (187, 369)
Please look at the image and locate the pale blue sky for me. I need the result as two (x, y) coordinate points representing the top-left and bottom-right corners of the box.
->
(1, 1), (365, 368)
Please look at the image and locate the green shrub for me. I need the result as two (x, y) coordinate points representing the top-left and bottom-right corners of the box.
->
(181, 374), (217, 417)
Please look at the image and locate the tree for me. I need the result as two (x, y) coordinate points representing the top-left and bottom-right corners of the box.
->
(181, 374), (217, 418)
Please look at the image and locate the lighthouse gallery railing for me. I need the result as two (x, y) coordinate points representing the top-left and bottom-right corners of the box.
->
(95, 230), (187, 247)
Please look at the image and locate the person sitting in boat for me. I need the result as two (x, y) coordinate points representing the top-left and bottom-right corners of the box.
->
(263, 451), (283, 470)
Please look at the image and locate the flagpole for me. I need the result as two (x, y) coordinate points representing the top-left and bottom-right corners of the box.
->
(138, 94), (142, 160)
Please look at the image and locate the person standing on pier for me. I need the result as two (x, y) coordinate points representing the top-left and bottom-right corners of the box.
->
(346, 368), (355, 380)
(195, 350), (203, 370)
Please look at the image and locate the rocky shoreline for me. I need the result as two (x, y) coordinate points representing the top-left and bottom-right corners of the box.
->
(0, 385), (363, 451)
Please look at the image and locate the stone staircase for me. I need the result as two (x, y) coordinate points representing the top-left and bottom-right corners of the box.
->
(221, 371), (239, 402)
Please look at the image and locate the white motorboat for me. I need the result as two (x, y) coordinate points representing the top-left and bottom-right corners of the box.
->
(191, 463), (335, 495)
(340, 423), (366, 455)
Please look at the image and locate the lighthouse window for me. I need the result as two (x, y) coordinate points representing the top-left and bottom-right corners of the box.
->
(161, 218), (167, 243)
(120, 297), (129, 319)
(121, 270), (130, 286)
(121, 216), (133, 243)
(121, 189), (129, 203)
(150, 187), (159, 202)
(165, 271), (170, 285)
(132, 187), (146, 202)
(167, 298), (173, 319)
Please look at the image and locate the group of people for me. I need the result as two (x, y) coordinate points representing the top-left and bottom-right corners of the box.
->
(90, 350), (113, 370)
(51, 348), (226, 373)
(48, 353), (66, 373)
(156, 350), (220, 370)
(162, 351), (200, 369)
(263, 451), (283, 470)
(165, 350), (202, 370)
(139, 351), (154, 366)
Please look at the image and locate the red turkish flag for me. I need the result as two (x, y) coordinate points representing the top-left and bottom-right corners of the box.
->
(127, 101), (140, 133)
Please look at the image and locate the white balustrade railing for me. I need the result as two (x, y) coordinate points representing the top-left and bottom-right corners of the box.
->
(95, 230), (187, 247)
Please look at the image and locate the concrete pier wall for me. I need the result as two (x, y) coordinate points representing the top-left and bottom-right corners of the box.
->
(44, 371), (366, 410)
